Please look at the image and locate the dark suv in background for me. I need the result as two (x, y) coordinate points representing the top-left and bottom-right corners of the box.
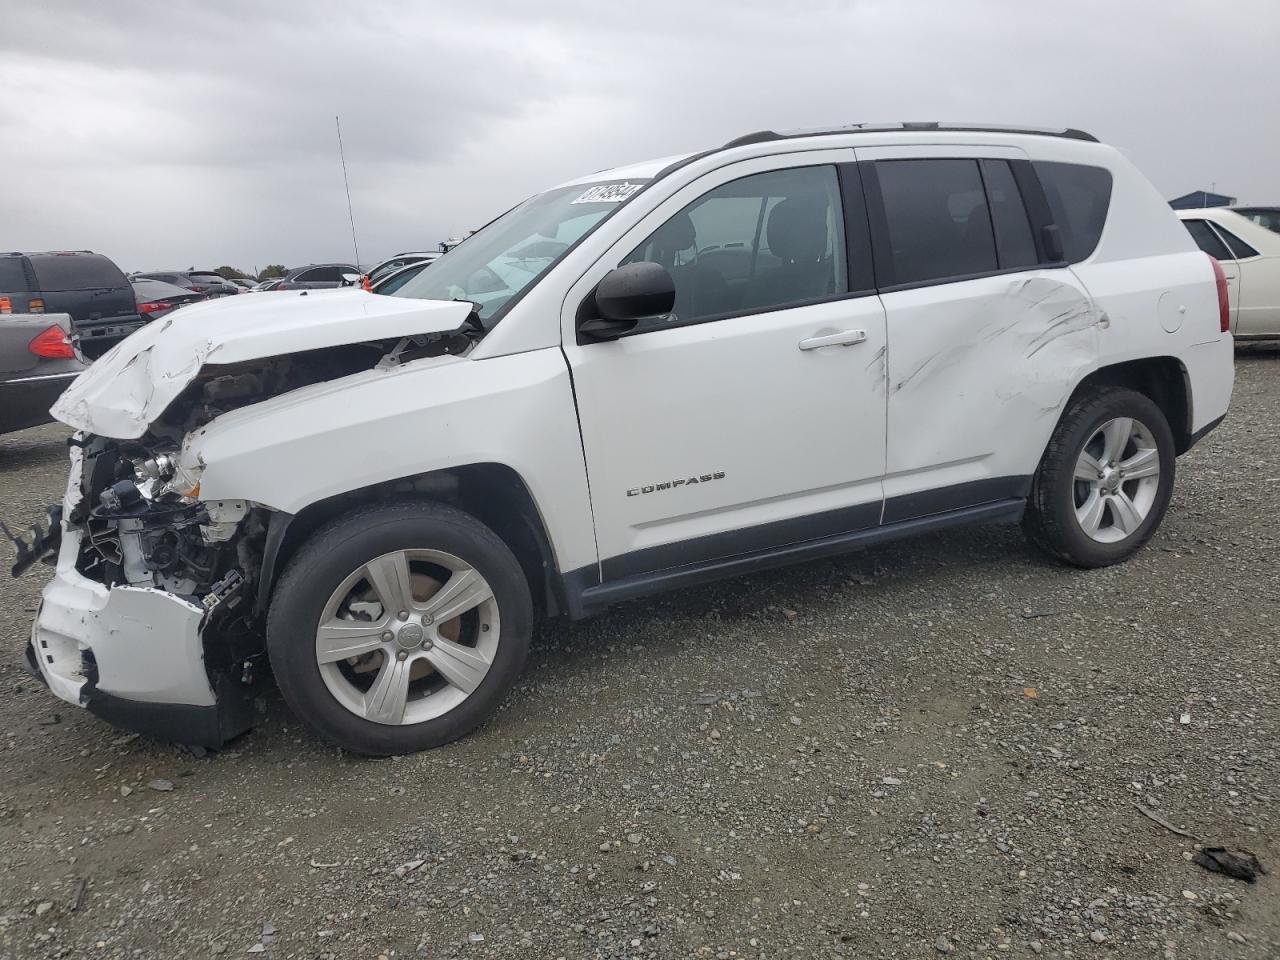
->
(0, 251), (141, 359)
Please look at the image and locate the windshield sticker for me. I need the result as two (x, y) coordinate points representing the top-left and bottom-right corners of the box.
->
(571, 182), (644, 204)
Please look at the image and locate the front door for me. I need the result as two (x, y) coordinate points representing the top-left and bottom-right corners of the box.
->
(562, 157), (888, 581)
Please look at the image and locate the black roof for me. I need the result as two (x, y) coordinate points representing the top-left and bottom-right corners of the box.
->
(1170, 190), (1237, 210)
(722, 122), (1098, 149)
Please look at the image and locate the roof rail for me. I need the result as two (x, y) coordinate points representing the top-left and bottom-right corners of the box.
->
(722, 122), (1098, 149)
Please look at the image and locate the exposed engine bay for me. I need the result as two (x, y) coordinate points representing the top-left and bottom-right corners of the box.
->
(71, 324), (482, 584)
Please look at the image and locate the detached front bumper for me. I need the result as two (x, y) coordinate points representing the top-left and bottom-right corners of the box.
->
(25, 452), (258, 746)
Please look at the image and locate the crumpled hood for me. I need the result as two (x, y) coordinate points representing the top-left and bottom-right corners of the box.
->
(51, 288), (473, 438)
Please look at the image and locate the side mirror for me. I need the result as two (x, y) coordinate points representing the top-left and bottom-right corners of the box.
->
(341, 273), (361, 285)
(578, 262), (675, 341)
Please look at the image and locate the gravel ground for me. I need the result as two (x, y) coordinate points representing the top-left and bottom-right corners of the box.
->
(1, 346), (1277, 960)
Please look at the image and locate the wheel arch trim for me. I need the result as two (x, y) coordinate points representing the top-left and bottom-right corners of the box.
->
(255, 462), (568, 619)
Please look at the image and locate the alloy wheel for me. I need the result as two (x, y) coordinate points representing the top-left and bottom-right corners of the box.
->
(314, 549), (500, 725)
(1072, 416), (1162, 544)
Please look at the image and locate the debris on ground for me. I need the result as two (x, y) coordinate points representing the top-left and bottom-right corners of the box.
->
(1192, 848), (1266, 883)
(70, 878), (88, 912)
(146, 778), (174, 792)
(1134, 802), (1202, 841)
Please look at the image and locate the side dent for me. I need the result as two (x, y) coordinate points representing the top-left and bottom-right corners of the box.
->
(186, 348), (598, 574)
(884, 271), (1101, 499)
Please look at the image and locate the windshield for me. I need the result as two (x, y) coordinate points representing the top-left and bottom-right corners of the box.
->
(391, 179), (649, 322)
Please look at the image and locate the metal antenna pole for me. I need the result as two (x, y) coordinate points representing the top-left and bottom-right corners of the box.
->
(335, 116), (361, 267)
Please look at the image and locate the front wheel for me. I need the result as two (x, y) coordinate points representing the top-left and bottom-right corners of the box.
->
(267, 500), (532, 755)
(1024, 386), (1176, 568)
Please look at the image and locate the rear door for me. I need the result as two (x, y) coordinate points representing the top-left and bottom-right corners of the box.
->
(857, 146), (1100, 519)
(1181, 219), (1242, 331)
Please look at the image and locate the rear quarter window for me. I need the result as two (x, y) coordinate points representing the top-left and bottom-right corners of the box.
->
(1212, 223), (1260, 260)
(29, 255), (128, 291)
(0, 257), (29, 293)
(1033, 162), (1113, 263)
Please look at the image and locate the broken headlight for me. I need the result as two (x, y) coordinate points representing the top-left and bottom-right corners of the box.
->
(129, 451), (204, 501)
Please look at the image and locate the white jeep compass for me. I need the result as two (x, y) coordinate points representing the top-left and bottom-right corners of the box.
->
(19, 123), (1234, 755)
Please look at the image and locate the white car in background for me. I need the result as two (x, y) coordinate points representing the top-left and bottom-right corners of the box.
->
(1176, 208), (1280, 338)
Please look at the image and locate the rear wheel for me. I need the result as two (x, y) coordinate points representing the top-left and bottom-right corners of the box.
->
(1024, 387), (1175, 567)
(267, 500), (532, 755)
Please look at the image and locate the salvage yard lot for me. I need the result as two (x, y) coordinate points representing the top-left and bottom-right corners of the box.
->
(1, 347), (1277, 960)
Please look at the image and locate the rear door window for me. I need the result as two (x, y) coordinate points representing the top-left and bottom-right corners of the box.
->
(874, 158), (998, 285)
(1033, 162), (1113, 262)
(1182, 220), (1233, 260)
(29, 255), (128, 291)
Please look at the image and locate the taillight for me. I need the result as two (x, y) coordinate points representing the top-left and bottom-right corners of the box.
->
(139, 301), (171, 314)
(0, 296), (10, 313)
(29, 324), (76, 359)
(28, 297), (45, 313)
(1208, 254), (1230, 333)
(189, 285), (206, 293)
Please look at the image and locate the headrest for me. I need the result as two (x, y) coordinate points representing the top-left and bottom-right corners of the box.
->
(654, 212), (695, 253)
(767, 197), (829, 263)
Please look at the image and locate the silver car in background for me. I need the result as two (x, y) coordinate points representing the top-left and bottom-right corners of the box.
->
(0, 313), (84, 436)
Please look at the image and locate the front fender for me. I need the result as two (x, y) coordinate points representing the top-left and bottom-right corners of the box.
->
(182, 348), (597, 572)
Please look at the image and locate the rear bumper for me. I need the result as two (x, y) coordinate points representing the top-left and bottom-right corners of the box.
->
(1183, 336), (1234, 437)
(1185, 413), (1226, 452)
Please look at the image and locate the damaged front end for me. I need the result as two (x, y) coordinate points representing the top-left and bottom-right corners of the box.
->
(27, 430), (269, 747)
(16, 290), (482, 746)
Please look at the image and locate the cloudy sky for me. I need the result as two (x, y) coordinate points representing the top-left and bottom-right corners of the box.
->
(2, 0), (1275, 274)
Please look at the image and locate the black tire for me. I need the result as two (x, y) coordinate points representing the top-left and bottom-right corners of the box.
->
(267, 499), (532, 756)
(1024, 386), (1176, 568)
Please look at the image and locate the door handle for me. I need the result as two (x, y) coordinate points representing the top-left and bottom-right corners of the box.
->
(798, 329), (867, 351)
